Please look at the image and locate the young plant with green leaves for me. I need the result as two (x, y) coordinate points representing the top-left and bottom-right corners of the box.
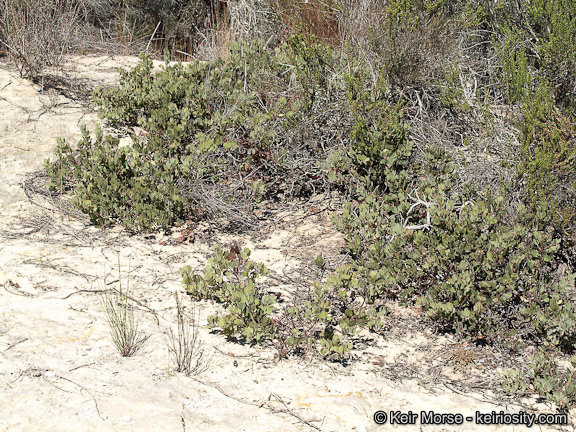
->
(503, 351), (576, 411)
(181, 245), (276, 343)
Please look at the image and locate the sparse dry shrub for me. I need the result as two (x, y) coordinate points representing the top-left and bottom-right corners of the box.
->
(195, 0), (284, 61)
(0, 0), (80, 83)
(338, 0), (470, 89)
(269, 0), (340, 45)
(228, 0), (279, 43)
(100, 258), (150, 357)
(166, 292), (206, 376)
(116, 0), (213, 56)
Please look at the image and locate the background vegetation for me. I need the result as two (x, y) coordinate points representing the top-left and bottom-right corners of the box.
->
(2, 0), (576, 410)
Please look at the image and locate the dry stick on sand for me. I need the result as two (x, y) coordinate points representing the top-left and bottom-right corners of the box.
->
(52, 374), (106, 421)
(187, 376), (323, 431)
(8, 367), (105, 420)
(63, 287), (160, 325)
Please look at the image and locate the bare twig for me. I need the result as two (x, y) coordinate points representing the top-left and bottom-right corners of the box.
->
(5, 338), (28, 351)
(402, 190), (436, 231)
(53, 374), (106, 420)
(188, 376), (323, 431)
(146, 21), (161, 53)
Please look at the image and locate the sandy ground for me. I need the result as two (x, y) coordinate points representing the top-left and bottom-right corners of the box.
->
(0, 55), (574, 432)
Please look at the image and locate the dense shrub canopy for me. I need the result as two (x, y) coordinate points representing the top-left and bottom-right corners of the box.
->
(39, 0), (576, 409)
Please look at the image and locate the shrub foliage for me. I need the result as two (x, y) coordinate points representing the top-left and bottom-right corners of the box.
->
(41, 0), (576, 408)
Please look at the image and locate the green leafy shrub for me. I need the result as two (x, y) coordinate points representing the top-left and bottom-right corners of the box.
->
(412, 198), (576, 349)
(504, 352), (576, 411)
(181, 246), (276, 343)
(325, 65), (413, 195)
(516, 82), (576, 232)
(335, 148), (576, 350)
(287, 33), (336, 109)
(44, 124), (189, 231)
(45, 37), (347, 232)
(182, 248), (386, 358)
(526, 0), (576, 109)
(345, 69), (413, 189)
(277, 263), (387, 359)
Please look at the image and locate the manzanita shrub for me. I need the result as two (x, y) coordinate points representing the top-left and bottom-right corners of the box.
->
(335, 147), (576, 351)
(40, 20), (576, 406)
(181, 246), (277, 343)
(276, 261), (387, 358)
(45, 124), (190, 231)
(503, 351), (576, 411)
(181, 248), (386, 358)
(44, 37), (347, 232)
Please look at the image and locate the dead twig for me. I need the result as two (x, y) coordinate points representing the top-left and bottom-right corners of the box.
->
(5, 338), (28, 351)
(53, 373), (106, 421)
(402, 189), (436, 231)
(61, 289), (107, 300)
(188, 376), (323, 431)
(213, 346), (260, 358)
(68, 362), (96, 372)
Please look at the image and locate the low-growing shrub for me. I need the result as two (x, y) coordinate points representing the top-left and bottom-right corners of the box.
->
(181, 247), (386, 358)
(277, 261), (387, 358)
(181, 245), (277, 343)
(44, 124), (190, 232)
(335, 148), (576, 351)
(503, 351), (576, 411)
(345, 68), (413, 190)
(45, 37), (348, 232)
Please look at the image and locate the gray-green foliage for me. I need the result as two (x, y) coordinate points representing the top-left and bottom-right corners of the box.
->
(335, 147), (576, 350)
(278, 262), (387, 358)
(181, 246), (277, 343)
(44, 37), (345, 232)
(39, 4), (576, 405)
(326, 63), (413, 197)
(181, 247), (386, 358)
(279, 266), (387, 358)
(503, 352), (576, 411)
(45, 124), (188, 231)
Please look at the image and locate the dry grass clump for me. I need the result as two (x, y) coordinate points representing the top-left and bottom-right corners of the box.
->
(271, 0), (340, 45)
(339, 0), (464, 88)
(100, 259), (149, 357)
